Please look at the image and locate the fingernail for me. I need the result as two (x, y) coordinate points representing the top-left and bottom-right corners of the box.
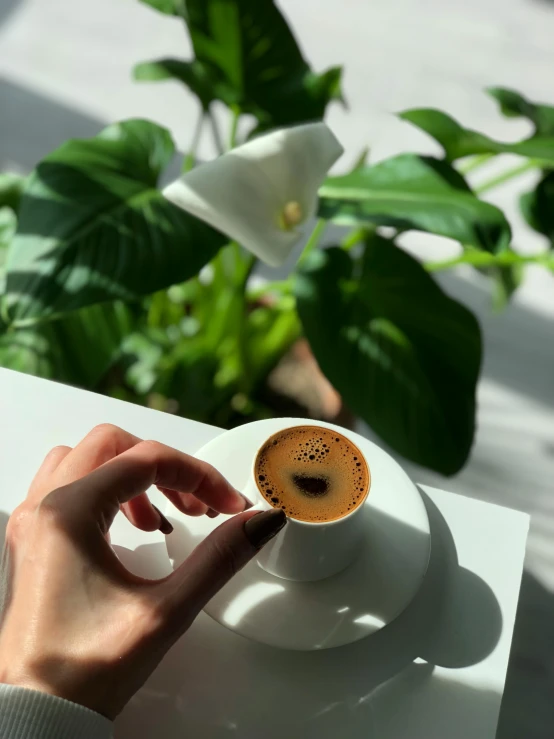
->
(244, 509), (287, 549)
(239, 493), (254, 510)
(153, 505), (174, 535)
(206, 508), (220, 519)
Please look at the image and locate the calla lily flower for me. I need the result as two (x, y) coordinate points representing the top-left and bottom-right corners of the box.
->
(162, 122), (343, 267)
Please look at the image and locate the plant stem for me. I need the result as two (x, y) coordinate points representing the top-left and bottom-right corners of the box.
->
(147, 290), (168, 328)
(182, 110), (205, 172)
(0, 298), (10, 329)
(426, 250), (554, 272)
(209, 109), (225, 155)
(228, 106), (240, 150)
(457, 153), (494, 175)
(297, 219), (327, 267)
(224, 242), (257, 394)
(341, 226), (374, 251)
(475, 159), (540, 195)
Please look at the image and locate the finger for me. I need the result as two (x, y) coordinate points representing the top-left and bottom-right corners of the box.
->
(27, 445), (72, 503)
(120, 489), (209, 533)
(154, 509), (287, 630)
(120, 496), (169, 533)
(158, 488), (209, 517)
(51, 424), (142, 488)
(54, 440), (248, 530)
(34, 426), (171, 535)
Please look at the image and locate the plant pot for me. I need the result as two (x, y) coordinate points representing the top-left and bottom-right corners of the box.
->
(262, 338), (355, 430)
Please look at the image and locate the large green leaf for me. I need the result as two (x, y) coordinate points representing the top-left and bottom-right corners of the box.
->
(520, 171), (554, 245)
(295, 239), (481, 474)
(5, 119), (227, 325)
(182, 0), (343, 128)
(400, 108), (554, 164)
(0, 301), (135, 387)
(318, 154), (511, 252)
(487, 87), (554, 136)
(133, 59), (227, 111)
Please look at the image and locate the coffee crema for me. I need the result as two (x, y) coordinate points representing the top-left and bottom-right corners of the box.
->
(254, 426), (370, 523)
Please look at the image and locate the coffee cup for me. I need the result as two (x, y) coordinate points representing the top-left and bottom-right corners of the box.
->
(244, 424), (371, 582)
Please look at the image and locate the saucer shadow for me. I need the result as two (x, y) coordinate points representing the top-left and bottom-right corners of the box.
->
(235, 488), (502, 670)
(116, 491), (503, 738)
(167, 489), (501, 661)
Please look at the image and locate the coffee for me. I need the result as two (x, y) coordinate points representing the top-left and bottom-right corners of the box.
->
(254, 426), (370, 523)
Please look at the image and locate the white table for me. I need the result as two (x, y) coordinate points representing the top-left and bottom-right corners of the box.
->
(0, 369), (529, 739)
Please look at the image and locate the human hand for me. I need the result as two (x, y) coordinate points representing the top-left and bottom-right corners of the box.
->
(0, 424), (286, 719)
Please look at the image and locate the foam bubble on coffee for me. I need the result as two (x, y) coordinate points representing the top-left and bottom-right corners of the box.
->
(255, 426), (370, 523)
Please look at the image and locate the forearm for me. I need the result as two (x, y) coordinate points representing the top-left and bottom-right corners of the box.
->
(0, 685), (112, 739)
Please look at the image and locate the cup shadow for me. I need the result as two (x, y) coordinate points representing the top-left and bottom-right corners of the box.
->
(116, 489), (503, 738)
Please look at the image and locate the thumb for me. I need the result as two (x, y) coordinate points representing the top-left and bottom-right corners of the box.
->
(160, 508), (287, 625)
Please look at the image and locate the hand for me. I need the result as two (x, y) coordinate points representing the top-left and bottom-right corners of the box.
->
(0, 424), (286, 719)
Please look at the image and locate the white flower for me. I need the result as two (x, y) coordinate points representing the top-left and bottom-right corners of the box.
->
(162, 122), (343, 267)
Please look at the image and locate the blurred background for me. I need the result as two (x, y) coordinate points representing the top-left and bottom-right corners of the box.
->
(1, 0), (554, 736)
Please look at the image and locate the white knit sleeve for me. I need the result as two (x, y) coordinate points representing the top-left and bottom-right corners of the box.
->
(0, 685), (113, 739)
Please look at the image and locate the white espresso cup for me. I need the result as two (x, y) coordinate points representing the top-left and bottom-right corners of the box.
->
(244, 425), (371, 582)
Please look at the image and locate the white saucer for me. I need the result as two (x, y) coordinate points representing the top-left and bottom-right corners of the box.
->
(166, 418), (431, 650)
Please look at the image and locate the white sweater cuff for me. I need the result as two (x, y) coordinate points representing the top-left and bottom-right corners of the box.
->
(0, 685), (113, 739)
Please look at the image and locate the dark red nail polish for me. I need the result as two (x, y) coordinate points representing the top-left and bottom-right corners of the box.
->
(240, 493), (254, 510)
(153, 505), (173, 535)
(244, 509), (287, 549)
(206, 508), (220, 519)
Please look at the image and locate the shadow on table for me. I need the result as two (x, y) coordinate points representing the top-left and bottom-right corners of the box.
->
(498, 571), (554, 739)
(116, 491), (503, 738)
(371, 664), (502, 739)
(0, 76), (185, 180)
(0, 0), (24, 28)
(0, 78), (104, 173)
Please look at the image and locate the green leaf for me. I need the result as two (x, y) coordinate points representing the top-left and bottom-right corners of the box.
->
(5, 119), (227, 325)
(0, 207), (16, 251)
(520, 171), (554, 245)
(491, 262), (524, 311)
(0, 173), (26, 212)
(137, 0), (184, 15)
(487, 87), (554, 136)
(295, 238), (481, 474)
(400, 107), (554, 164)
(133, 58), (229, 110)
(0, 207), (17, 293)
(318, 154), (511, 252)
(0, 301), (135, 387)
(183, 0), (343, 127)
